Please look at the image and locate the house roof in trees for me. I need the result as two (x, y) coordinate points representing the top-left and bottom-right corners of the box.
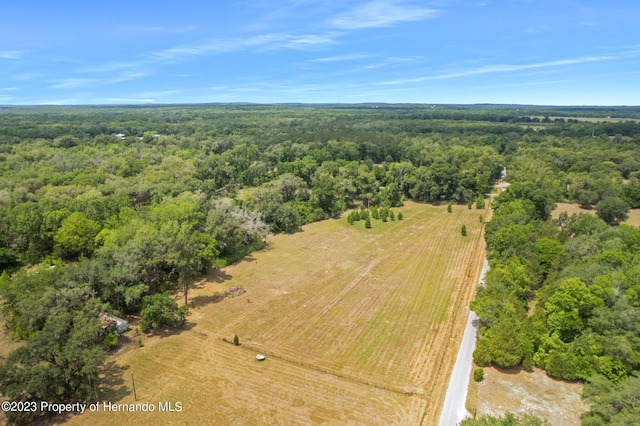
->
(99, 313), (128, 335)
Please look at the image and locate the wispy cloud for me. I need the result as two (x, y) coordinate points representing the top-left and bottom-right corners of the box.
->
(381, 54), (620, 85)
(50, 72), (146, 89)
(78, 62), (140, 73)
(10, 73), (41, 81)
(115, 25), (199, 36)
(50, 78), (98, 89)
(524, 24), (551, 33)
(137, 89), (184, 98)
(96, 97), (155, 103)
(147, 32), (338, 64)
(312, 53), (372, 62)
(330, 1), (439, 30)
(0, 50), (25, 60)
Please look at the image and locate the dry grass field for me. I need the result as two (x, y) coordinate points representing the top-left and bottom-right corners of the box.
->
(552, 202), (640, 227)
(62, 201), (489, 425)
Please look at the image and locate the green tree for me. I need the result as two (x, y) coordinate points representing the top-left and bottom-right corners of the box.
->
(54, 212), (101, 259)
(595, 196), (630, 225)
(582, 373), (640, 425)
(447, 202), (453, 213)
(365, 216), (371, 228)
(534, 238), (563, 276)
(0, 285), (108, 424)
(139, 293), (189, 332)
(460, 413), (550, 426)
(461, 224), (468, 236)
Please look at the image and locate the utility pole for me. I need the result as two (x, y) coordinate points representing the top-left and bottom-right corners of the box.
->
(131, 372), (137, 401)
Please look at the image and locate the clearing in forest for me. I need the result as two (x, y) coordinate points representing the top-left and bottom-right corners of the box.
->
(552, 202), (640, 227)
(66, 201), (489, 425)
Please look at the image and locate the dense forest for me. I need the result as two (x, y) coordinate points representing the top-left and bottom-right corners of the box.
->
(0, 104), (639, 424)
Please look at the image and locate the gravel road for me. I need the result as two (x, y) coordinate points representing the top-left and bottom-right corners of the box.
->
(438, 259), (489, 425)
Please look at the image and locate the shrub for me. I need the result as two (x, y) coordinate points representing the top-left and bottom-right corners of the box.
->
(474, 368), (484, 382)
(233, 334), (240, 346)
(139, 293), (190, 332)
(447, 202), (453, 213)
(365, 216), (372, 228)
(397, 212), (403, 220)
(523, 352), (534, 372)
(461, 224), (467, 236)
(104, 332), (118, 350)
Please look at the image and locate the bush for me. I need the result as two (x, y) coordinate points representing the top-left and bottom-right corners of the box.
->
(397, 212), (403, 220)
(473, 339), (492, 367)
(447, 202), (453, 213)
(103, 332), (118, 350)
(233, 334), (240, 346)
(365, 216), (372, 228)
(523, 352), (534, 372)
(473, 368), (484, 382)
(461, 224), (467, 236)
(139, 293), (189, 332)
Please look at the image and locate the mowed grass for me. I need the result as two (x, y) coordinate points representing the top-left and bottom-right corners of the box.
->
(66, 201), (488, 425)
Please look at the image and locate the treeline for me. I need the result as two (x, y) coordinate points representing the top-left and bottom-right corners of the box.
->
(0, 105), (506, 423)
(472, 188), (640, 421)
(0, 105), (639, 423)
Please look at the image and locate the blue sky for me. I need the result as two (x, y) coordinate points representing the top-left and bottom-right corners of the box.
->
(1, 0), (639, 105)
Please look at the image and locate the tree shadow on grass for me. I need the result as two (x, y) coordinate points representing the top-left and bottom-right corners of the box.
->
(97, 360), (130, 402)
(190, 292), (226, 308)
(194, 268), (233, 287)
(492, 365), (524, 375)
(49, 361), (129, 424)
(145, 322), (195, 338)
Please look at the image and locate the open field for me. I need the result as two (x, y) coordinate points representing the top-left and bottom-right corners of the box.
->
(468, 367), (588, 425)
(61, 201), (489, 425)
(552, 202), (640, 227)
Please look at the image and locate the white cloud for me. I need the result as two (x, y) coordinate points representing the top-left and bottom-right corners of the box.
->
(10, 73), (40, 81)
(147, 32), (338, 64)
(381, 54), (619, 85)
(78, 62), (139, 73)
(330, 1), (438, 30)
(312, 53), (372, 62)
(49, 78), (98, 89)
(137, 89), (183, 98)
(0, 50), (24, 60)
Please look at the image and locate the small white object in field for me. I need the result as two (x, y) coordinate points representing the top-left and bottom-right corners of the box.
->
(256, 354), (266, 361)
